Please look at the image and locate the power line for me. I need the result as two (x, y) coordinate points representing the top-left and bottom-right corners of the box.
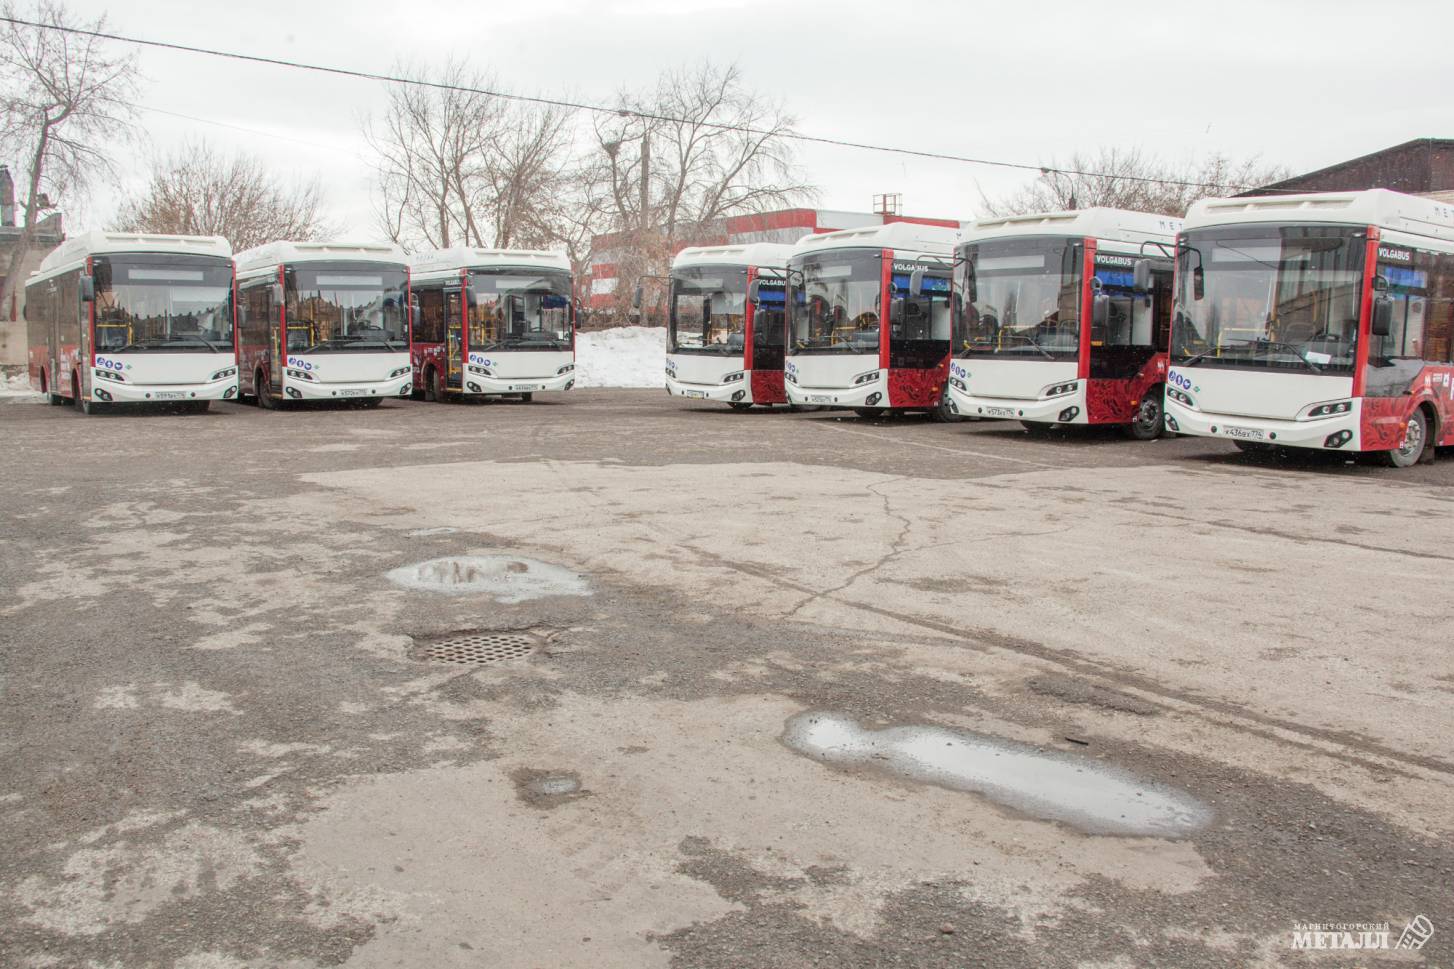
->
(2, 15), (1249, 192)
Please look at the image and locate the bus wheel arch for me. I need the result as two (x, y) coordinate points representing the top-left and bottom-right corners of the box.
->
(1383, 406), (1431, 468)
(1125, 384), (1165, 441)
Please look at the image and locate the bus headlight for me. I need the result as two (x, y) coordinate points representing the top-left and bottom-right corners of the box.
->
(388, 366), (411, 379)
(950, 376), (966, 391)
(94, 368), (126, 383)
(1167, 388), (1196, 408)
(557, 363), (575, 375)
(853, 370), (880, 385)
(1045, 382), (1077, 398)
(210, 367), (237, 381)
(467, 365), (492, 376)
(723, 371), (745, 384)
(1307, 400), (1353, 418)
(286, 368), (315, 381)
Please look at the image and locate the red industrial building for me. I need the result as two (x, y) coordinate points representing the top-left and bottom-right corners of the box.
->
(585, 206), (960, 311)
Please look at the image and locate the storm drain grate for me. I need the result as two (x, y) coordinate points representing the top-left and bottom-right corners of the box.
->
(416, 632), (538, 666)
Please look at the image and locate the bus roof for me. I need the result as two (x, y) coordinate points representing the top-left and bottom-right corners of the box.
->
(960, 208), (1182, 248)
(791, 221), (960, 259)
(1185, 189), (1454, 243)
(410, 247), (571, 275)
(672, 242), (795, 272)
(234, 240), (409, 273)
(37, 231), (231, 277)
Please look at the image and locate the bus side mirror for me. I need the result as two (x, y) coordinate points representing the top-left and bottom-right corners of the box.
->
(1371, 295), (1393, 337)
(1192, 266), (1205, 301)
(632, 284), (643, 310)
(271, 283), (284, 304)
(1092, 293), (1110, 328)
(909, 268), (925, 297)
(746, 279), (760, 306)
(1133, 259), (1152, 293)
(78, 275), (95, 303)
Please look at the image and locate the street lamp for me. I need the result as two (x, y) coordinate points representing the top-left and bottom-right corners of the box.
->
(1039, 167), (1078, 210)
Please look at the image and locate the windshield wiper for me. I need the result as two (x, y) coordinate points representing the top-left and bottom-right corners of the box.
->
(1004, 327), (1054, 360)
(1183, 339), (1324, 373)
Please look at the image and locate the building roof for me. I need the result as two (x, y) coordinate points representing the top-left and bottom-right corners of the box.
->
(1248, 138), (1454, 196)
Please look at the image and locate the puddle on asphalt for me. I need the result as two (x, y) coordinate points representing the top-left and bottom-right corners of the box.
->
(385, 555), (591, 603)
(781, 712), (1212, 838)
(511, 768), (589, 809)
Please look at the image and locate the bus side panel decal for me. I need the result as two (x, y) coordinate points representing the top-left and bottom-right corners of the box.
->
(1360, 397), (1407, 451)
(887, 362), (946, 409)
(749, 369), (784, 404)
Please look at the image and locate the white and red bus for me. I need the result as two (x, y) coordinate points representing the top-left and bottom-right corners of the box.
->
(665, 242), (793, 409)
(26, 232), (237, 415)
(1165, 190), (1454, 468)
(784, 223), (959, 418)
(947, 209), (1181, 438)
(234, 241), (412, 409)
(408, 249), (574, 402)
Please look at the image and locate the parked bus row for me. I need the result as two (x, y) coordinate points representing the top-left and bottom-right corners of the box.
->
(25, 235), (577, 414)
(664, 188), (1454, 468)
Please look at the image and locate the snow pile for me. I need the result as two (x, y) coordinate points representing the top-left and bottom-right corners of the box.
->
(0, 370), (43, 401)
(574, 326), (665, 388)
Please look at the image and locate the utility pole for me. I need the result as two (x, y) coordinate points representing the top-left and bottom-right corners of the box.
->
(639, 129), (650, 230)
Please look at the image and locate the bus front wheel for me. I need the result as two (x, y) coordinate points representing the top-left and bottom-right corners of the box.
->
(1125, 389), (1164, 441)
(1383, 409), (1429, 468)
(257, 372), (278, 410)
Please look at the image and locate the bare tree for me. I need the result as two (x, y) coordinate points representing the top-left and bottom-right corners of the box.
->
(578, 62), (813, 322)
(0, 0), (138, 315)
(588, 62), (812, 240)
(980, 148), (1290, 218)
(366, 60), (575, 253)
(112, 141), (330, 249)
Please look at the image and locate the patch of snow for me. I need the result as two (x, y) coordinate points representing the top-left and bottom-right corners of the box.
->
(1, 370), (44, 401)
(386, 554), (591, 602)
(574, 326), (665, 388)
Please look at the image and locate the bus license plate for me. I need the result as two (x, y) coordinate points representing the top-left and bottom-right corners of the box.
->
(1223, 425), (1265, 440)
(808, 394), (830, 403)
(682, 390), (706, 399)
(509, 384), (542, 391)
(154, 391), (186, 400)
(339, 389), (366, 397)
(986, 406), (1015, 418)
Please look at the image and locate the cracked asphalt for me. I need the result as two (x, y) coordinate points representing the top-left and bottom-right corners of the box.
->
(1, 389), (1452, 968)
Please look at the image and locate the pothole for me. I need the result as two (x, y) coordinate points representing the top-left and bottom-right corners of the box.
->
(386, 554), (591, 602)
(781, 712), (1212, 838)
(411, 630), (541, 666)
(511, 768), (589, 809)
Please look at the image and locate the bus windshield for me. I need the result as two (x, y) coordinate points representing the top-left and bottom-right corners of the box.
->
(1172, 226), (1365, 375)
(93, 255), (233, 353)
(286, 263), (408, 354)
(789, 249), (881, 353)
(670, 265), (748, 354)
(468, 268), (573, 351)
(954, 239), (1082, 361)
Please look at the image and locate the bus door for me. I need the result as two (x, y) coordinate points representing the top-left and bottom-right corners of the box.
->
(445, 284), (463, 388)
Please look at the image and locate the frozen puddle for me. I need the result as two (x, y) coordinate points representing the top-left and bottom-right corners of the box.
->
(781, 712), (1212, 837)
(386, 555), (591, 603)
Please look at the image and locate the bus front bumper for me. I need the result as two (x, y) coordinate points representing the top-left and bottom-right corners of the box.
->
(785, 380), (886, 409)
(667, 375), (751, 403)
(461, 371), (575, 395)
(94, 375), (240, 403)
(1164, 398), (1362, 450)
(946, 384), (1085, 424)
(285, 378), (414, 401)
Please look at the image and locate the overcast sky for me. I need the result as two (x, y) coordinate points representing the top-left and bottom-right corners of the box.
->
(53, 0), (1454, 242)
